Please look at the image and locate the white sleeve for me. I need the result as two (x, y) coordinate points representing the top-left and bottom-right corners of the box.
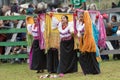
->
(117, 30), (120, 36)
(51, 17), (59, 29)
(80, 23), (84, 31)
(27, 24), (32, 34)
(69, 21), (74, 33)
(90, 13), (97, 24)
(76, 21), (84, 32)
(57, 22), (61, 31)
(77, 31), (81, 37)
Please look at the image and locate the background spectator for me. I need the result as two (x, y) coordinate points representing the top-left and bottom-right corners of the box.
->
(109, 15), (120, 60)
(11, 3), (19, 13)
(26, 4), (34, 15)
(112, 2), (117, 8)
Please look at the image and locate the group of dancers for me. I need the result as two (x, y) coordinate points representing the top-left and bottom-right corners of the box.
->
(26, 9), (106, 76)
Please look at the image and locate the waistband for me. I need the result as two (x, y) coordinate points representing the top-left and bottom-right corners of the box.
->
(34, 36), (39, 40)
(61, 36), (72, 41)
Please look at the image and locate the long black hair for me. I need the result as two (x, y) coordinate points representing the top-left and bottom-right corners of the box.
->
(111, 15), (117, 22)
(62, 15), (68, 21)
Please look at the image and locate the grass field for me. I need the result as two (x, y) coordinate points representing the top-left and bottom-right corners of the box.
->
(87, 0), (120, 10)
(0, 59), (120, 80)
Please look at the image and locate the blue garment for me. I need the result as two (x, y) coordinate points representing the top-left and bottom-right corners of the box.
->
(26, 8), (34, 15)
(110, 26), (119, 48)
(111, 26), (118, 36)
(111, 26), (118, 32)
(92, 23), (99, 45)
(92, 23), (100, 58)
(111, 26), (118, 33)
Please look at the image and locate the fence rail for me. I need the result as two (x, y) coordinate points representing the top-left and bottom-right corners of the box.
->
(100, 7), (120, 14)
(0, 16), (28, 59)
(0, 28), (27, 33)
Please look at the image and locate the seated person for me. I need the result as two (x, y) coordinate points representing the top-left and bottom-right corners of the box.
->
(11, 46), (27, 63)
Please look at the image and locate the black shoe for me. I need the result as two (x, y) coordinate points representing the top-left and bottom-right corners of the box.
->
(40, 70), (44, 73)
(36, 70), (40, 73)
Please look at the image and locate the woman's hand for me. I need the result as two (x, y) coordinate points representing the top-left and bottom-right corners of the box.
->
(69, 26), (74, 34)
(77, 32), (81, 37)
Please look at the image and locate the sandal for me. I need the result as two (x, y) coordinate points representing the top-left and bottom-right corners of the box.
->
(59, 73), (64, 77)
(39, 74), (50, 78)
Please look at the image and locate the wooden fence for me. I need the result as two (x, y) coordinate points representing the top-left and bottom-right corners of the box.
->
(0, 8), (120, 59)
(0, 15), (28, 59)
(100, 7), (120, 55)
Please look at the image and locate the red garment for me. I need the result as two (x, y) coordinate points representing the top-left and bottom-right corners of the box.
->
(0, 47), (4, 54)
(0, 34), (6, 41)
(0, 34), (7, 54)
(62, 25), (67, 30)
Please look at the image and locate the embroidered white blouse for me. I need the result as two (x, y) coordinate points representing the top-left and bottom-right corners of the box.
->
(27, 21), (45, 37)
(76, 20), (85, 37)
(58, 22), (74, 38)
(51, 17), (74, 38)
(76, 20), (84, 32)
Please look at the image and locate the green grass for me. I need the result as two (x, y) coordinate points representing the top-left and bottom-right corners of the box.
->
(0, 60), (120, 80)
(87, 0), (120, 10)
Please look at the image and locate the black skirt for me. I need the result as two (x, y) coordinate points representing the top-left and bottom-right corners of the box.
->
(30, 40), (46, 70)
(111, 40), (120, 60)
(79, 52), (100, 75)
(58, 37), (78, 74)
(47, 48), (59, 73)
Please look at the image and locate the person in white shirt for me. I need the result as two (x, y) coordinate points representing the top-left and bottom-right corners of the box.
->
(27, 16), (46, 73)
(52, 15), (78, 75)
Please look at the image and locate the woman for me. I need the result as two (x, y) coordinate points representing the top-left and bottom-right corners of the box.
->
(26, 4), (34, 15)
(76, 13), (84, 38)
(74, 13), (84, 55)
(47, 48), (59, 73)
(45, 14), (60, 74)
(27, 16), (46, 73)
(52, 15), (78, 75)
(108, 15), (120, 60)
(76, 11), (100, 75)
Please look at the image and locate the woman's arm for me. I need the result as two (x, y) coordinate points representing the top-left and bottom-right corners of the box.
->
(69, 21), (74, 33)
(26, 24), (32, 35)
(51, 17), (59, 29)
